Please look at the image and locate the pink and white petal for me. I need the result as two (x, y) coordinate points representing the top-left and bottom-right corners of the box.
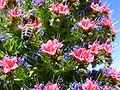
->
(11, 63), (18, 70)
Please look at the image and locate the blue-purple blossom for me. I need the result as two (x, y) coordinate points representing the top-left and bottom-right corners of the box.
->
(17, 56), (28, 67)
(0, 34), (8, 42)
(62, 52), (72, 61)
(30, 83), (45, 90)
(33, 52), (39, 60)
(32, 0), (44, 6)
(70, 23), (80, 32)
(39, 27), (45, 36)
(15, 0), (24, 4)
(104, 68), (111, 76)
(69, 81), (82, 90)
(96, 26), (102, 31)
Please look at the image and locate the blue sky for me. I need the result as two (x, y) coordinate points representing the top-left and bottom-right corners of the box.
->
(103, 0), (120, 70)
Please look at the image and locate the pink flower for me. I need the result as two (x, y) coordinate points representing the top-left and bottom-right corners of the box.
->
(102, 18), (112, 27)
(110, 26), (116, 35)
(103, 86), (113, 90)
(50, 3), (69, 15)
(0, 0), (7, 10)
(41, 39), (63, 56)
(90, 3), (102, 13)
(8, 7), (22, 19)
(88, 41), (101, 55)
(90, 3), (110, 14)
(45, 82), (59, 90)
(109, 68), (120, 81)
(50, 2), (61, 14)
(73, 48), (94, 64)
(84, 50), (94, 63)
(58, 4), (69, 15)
(78, 18), (95, 31)
(104, 67), (120, 81)
(101, 3), (110, 14)
(0, 55), (18, 73)
(103, 42), (112, 54)
(18, 19), (41, 30)
(82, 78), (100, 90)
(18, 24), (25, 30)
(73, 48), (86, 61)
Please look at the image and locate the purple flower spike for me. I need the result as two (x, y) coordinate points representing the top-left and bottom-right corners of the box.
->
(32, 0), (45, 6)
(0, 34), (8, 42)
(69, 81), (82, 90)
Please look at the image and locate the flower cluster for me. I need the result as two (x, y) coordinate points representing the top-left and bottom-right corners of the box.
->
(8, 7), (22, 19)
(78, 18), (96, 31)
(88, 41), (102, 55)
(102, 86), (113, 90)
(69, 81), (82, 90)
(50, 2), (70, 15)
(102, 18), (112, 27)
(32, 0), (44, 6)
(82, 78), (100, 90)
(73, 48), (94, 64)
(41, 39), (63, 56)
(90, 2), (110, 14)
(18, 17), (41, 30)
(88, 41), (112, 54)
(30, 82), (59, 90)
(0, 0), (7, 10)
(104, 67), (120, 81)
(73, 41), (112, 64)
(0, 34), (8, 42)
(0, 55), (19, 73)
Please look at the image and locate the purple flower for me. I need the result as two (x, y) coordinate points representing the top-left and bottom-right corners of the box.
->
(15, 0), (24, 3)
(30, 83), (45, 90)
(70, 23), (80, 32)
(0, 34), (8, 42)
(17, 56), (28, 67)
(33, 52), (39, 60)
(62, 52), (71, 61)
(32, 0), (44, 6)
(69, 81), (82, 90)
(96, 26), (102, 31)
(39, 27), (45, 36)
(104, 68), (111, 76)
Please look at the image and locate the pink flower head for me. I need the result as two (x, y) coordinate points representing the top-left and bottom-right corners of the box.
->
(109, 68), (120, 81)
(104, 67), (120, 81)
(50, 2), (61, 14)
(73, 48), (86, 61)
(82, 78), (100, 90)
(18, 19), (41, 30)
(8, 7), (22, 19)
(41, 39), (63, 56)
(90, 2), (110, 14)
(103, 86), (113, 90)
(84, 50), (94, 63)
(50, 2), (69, 15)
(78, 18), (95, 31)
(103, 42), (112, 54)
(110, 25), (116, 35)
(90, 3), (102, 13)
(58, 4), (69, 15)
(73, 48), (94, 64)
(101, 3), (110, 14)
(0, 0), (7, 10)
(0, 55), (18, 73)
(102, 18), (112, 27)
(45, 82), (59, 90)
(88, 41), (102, 55)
